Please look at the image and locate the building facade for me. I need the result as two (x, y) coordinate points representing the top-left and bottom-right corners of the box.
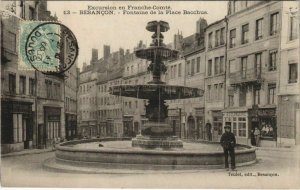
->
(65, 62), (79, 140)
(1, 0), (71, 152)
(166, 18), (207, 140)
(78, 63), (97, 138)
(277, 1), (300, 147)
(205, 18), (227, 142)
(224, 1), (287, 147)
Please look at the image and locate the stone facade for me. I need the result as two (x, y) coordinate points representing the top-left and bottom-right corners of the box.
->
(77, 1), (299, 147)
(1, 0), (75, 153)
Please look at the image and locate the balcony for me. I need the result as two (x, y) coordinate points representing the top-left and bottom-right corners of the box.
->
(229, 68), (264, 86)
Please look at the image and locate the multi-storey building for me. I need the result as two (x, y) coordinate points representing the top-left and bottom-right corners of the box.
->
(1, 1), (67, 152)
(1, 2), (37, 153)
(95, 46), (124, 137)
(64, 61), (79, 140)
(277, 1), (299, 146)
(78, 62), (97, 138)
(205, 18), (226, 142)
(166, 18), (207, 140)
(224, 1), (282, 146)
(122, 45), (151, 137)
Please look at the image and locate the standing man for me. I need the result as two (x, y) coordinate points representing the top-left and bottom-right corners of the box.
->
(254, 127), (261, 147)
(220, 125), (236, 171)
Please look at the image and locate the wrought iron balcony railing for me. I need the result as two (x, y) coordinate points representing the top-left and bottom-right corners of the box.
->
(229, 68), (263, 86)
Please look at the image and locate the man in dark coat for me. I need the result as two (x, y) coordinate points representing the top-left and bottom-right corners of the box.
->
(220, 125), (236, 170)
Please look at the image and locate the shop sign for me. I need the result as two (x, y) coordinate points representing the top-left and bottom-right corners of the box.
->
(224, 112), (247, 117)
(48, 115), (60, 120)
(168, 109), (178, 116)
(257, 109), (276, 117)
(12, 102), (32, 113)
(195, 108), (204, 116)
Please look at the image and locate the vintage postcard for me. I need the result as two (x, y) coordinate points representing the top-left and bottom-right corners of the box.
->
(1, 0), (300, 189)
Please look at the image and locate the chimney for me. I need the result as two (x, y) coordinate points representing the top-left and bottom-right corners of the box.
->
(174, 30), (183, 51)
(91, 48), (98, 63)
(103, 45), (110, 60)
(196, 18), (208, 37)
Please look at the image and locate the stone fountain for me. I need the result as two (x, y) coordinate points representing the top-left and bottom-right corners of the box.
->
(110, 20), (203, 149)
(45, 21), (256, 173)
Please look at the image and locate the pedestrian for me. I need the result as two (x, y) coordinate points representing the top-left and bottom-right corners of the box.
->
(250, 129), (256, 146)
(220, 125), (236, 171)
(254, 127), (261, 147)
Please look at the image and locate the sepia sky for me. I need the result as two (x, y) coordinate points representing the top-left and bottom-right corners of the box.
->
(48, 1), (227, 70)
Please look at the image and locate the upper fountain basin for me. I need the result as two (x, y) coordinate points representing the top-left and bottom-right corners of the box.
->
(135, 46), (179, 61)
(146, 20), (170, 32)
(109, 84), (204, 100)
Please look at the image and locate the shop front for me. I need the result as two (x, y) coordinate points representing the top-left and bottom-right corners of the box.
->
(223, 110), (249, 145)
(41, 107), (61, 148)
(168, 109), (181, 137)
(123, 115), (134, 137)
(65, 114), (77, 140)
(249, 106), (277, 147)
(195, 108), (204, 140)
(106, 119), (114, 137)
(99, 121), (107, 137)
(1, 100), (34, 153)
(212, 110), (222, 142)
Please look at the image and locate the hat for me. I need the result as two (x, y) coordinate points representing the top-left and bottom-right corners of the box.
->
(224, 125), (231, 129)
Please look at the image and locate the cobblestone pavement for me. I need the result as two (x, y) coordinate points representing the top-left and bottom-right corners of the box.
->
(1, 147), (300, 188)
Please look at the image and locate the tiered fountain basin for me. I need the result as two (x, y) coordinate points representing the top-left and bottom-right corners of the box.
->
(45, 138), (256, 172)
(109, 84), (204, 100)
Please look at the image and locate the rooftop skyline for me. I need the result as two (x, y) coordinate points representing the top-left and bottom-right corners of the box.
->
(48, 1), (227, 70)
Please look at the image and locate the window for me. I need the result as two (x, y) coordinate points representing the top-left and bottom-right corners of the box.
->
(207, 85), (211, 101)
(241, 56), (247, 78)
(214, 57), (219, 75)
(220, 27), (225, 45)
(13, 114), (24, 143)
(220, 56), (224, 74)
(239, 87), (246, 107)
(255, 53), (262, 76)
(208, 32), (213, 48)
(129, 102), (131, 109)
(196, 57), (200, 73)
(232, 119), (237, 136)
(289, 63), (298, 83)
(242, 24), (249, 44)
(6, 32), (17, 52)
(268, 84), (276, 104)
(19, 76), (26, 94)
(187, 60), (191, 75)
(219, 83), (223, 100)
(208, 60), (212, 76)
(215, 30), (220, 47)
(191, 59), (195, 75)
(8, 73), (16, 94)
(253, 87), (260, 105)
(214, 84), (218, 100)
(178, 63), (182, 77)
(174, 65), (177, 78)
(228, 94), (234, 107)
(270, 12), (279, 35)
(29, 6), (35, 20)
(230, 29), (236, 48)
(238, 117), (247, 137)
(269, 50), (277, 71)
(289, 16), (298, 41)
(229, 59), (236, 74)
(256, 18), (263, 40)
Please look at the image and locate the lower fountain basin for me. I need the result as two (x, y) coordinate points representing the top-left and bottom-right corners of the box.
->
(47, 138), (257, 172)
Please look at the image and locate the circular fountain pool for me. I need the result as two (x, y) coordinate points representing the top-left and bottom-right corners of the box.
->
(44, 138), (257, 173)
